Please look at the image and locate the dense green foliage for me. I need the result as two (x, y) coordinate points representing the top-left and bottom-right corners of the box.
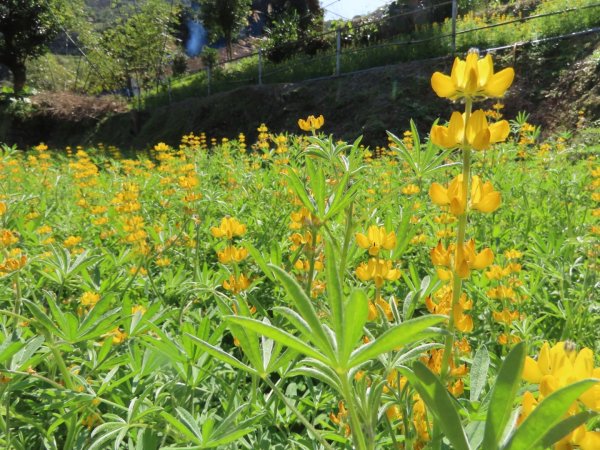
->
(0, 113), (598, 448)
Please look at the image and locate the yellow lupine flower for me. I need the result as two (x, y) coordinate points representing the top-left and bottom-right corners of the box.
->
(63, 236), (82, 248)
(523, 342), (600, 411)
(298, 114), (324, 132)
(431, 52), (515, 101)
(431, 239), (493, 279)
(355, 258), (401, 288)
(222, 274), (251, 294)
(355, 225), (397, 256)
(211, 217), (247, 239)
(431, 110), (510, 151)
(80, 292), (100, 308)
(429, 174), (501, 215)
(0, 229), (19, 247)
(217, 246), (248, 264)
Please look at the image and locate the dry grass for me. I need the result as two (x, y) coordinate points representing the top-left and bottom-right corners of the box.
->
(31, 91), (129, 120)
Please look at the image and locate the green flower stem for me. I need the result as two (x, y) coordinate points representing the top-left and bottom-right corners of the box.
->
(338, 203), (354, 279)
(263, 376), (336, 450)
(440, 98), (473, 383)
(339, 373), (370, 450)
(304, 226), (319, 297)
(12, 272), (22, 320)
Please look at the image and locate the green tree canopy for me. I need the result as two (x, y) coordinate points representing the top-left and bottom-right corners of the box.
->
(0, 0), (62, 92)
(200, 0), (252, 60)
(82, 0), (180, 96)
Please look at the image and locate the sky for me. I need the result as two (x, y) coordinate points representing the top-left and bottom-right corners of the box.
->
(322, 0), (392, 20)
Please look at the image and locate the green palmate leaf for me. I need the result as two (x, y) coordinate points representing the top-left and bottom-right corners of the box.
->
(0, 337), (24, 365)
(482, 342), (526, 449)
(273, 306), (314, 341)
(409, 118), (421, 154)
(285, 165), (314, 212)
(503, 379), (599, 450)
(22, 299), (62, 337)
(225, 316), (331, 366)
(348, 315), (445, 368)
(174, 408), (203, 443)
(340, 289), (368, 365)
(288, 364), (341, 393)
(10, 335), (45, 371)
(324, 240), (344, 341)
(402, 362), (471, 450)
(470, 345), (491, 403)
(243, 242), (273, 280)
(325, 174), (358, 220)
(268, 264), (334, 359)
(184, 333), (257, 376)
(227, 300), (263, 372)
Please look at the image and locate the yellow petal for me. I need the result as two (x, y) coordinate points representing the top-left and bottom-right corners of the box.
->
(539, 374), (559, 398)
(477, 54), (493, 86)
(538, 343), (551, 375)
(485, 67), (515, 97)
(450, 196), (466, 216)
(579, 383), (600, 411)
(466, 110), (489, 144)
(450, 57), (463, 87)
(455, 313), (473, 333)
(475, 192), (501, 213)
(456, 258), (470, 279)
(472, 248), (494, 269)
(448, 111), (465, 144)
(383, 232), (397, 250)
(431, 72), (456, 98)
(430, 125), (448, 148)
(489, 120), (510, 143)
(356, 233), (370, 249)
(471, 129), (491, 151)
(576, 430), (600, 450)
(437, 268), (452, 281)
(523, 357), (543, 383)
(573, 348), (594, 378)
(429, 182), (449, 206)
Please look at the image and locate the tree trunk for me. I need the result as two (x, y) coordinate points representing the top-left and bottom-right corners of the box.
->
(11, 61), (27, 94)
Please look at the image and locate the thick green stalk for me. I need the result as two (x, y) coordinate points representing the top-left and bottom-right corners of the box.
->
(339, 373), (370, 450)
(338, 203), (354, 279)
(304, 226), (319, 297)
(440, 99), (473, 382)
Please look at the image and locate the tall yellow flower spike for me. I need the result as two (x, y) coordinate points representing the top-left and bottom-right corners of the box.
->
(431, 52), (515, 101)
(355, 225), (397, 256)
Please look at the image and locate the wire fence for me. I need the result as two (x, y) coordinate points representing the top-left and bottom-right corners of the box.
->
(142, 1), (600, 109)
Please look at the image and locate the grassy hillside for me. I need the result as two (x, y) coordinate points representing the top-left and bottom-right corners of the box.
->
(1, 32), (598, 151)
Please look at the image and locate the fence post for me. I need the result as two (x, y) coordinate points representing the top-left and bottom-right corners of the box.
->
(451, 0), (458, 56)
(207, 66), (211, 96)
(258, 48), (263, 85)
(336, 28), (341, 76)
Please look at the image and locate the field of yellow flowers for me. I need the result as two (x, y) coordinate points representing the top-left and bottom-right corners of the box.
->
(0, 53), (599, 450)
